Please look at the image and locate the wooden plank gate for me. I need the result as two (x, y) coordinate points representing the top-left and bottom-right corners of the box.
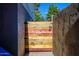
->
(25, 21), (53, 52)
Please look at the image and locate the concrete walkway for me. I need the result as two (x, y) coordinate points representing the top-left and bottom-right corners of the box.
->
(29, 52), (54, 56)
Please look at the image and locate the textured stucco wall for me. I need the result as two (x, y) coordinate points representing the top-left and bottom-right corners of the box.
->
(53, 4), (79, 56)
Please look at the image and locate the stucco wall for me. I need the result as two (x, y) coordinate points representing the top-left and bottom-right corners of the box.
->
(53, 4), (79, 56)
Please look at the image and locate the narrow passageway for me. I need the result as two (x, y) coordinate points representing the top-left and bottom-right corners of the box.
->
(1, 3), (79, 56)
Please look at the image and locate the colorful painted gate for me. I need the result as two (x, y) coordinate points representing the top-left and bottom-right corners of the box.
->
(25, 21), (53, 52)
